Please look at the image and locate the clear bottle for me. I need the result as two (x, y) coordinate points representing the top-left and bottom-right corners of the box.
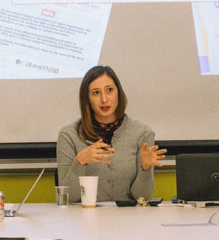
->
(0, 191), (4, 221)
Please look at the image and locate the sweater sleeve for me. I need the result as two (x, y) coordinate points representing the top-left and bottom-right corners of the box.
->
(56, 127), (87, 203)
(130, 130), (155, 201)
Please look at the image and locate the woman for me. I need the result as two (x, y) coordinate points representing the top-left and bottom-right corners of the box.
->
(57, 65), (167, 203)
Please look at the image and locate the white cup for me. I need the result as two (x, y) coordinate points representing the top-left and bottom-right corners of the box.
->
(79, 176), (99, 208)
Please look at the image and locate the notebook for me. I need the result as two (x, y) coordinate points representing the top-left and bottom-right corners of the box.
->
(4, 168), (45, 217)
(176, 154), (219, 202)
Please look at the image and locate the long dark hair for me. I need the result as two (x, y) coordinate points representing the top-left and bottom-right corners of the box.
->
(77, 66), (127, 142)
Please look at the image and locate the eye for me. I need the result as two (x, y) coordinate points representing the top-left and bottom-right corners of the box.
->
(106, 87), (114, 93)
(91, 90), (99, 96)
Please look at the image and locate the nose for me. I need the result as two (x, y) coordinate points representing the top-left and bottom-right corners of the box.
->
(101, 91), (107, 103)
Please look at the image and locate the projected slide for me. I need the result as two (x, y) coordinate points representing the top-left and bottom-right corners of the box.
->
(0, 0), (112, 79)
(192, 2), (219, 75)
(12, 0), (213, 3)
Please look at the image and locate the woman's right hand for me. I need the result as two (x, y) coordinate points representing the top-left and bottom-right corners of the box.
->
(76, 139), (115, 165)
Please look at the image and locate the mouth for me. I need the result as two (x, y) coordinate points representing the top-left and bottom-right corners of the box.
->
(100, 106), (110, 112)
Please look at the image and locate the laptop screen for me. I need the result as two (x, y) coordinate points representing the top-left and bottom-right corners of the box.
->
(4, 168), (45, 217)
(176, 154), (219, 202)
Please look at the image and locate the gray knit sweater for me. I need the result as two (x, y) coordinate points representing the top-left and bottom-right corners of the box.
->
(57, 114), (155, 203)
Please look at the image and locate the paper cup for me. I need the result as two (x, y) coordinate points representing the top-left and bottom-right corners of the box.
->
(79, 176), (99, 208)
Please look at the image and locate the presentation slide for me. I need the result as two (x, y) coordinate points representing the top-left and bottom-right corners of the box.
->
(0, 0), (112, 79)
(192, 2), (219, 75)
(12, 0), (219, 4)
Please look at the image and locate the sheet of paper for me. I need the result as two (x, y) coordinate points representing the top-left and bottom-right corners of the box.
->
(0, 0), (112, 79)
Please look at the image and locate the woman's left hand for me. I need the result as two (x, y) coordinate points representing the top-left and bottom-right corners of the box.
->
(140, 143), (167, 170)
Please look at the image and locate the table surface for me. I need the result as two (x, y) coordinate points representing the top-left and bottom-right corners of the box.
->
(1, 202), (219, 240)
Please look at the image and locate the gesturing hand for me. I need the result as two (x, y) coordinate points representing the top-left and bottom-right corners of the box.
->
(76, 139), (115, 165)
(140, 143), (167, 170)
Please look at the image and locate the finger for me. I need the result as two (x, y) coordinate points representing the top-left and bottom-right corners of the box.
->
(107, 147), (115, 153)
(95, 142), (110, 149)
(87, 139), (102, 148)
(154, 161), (163, 167)
(100, 146), (114, 151)
(149, 145), (159, 151)
(156, 149), (167, 155)
(96, 153), (114, 158)
(140, 143), (148, 152)
(160, 148), (167, 154)
(99, 148), (115, 153)
(92, 159), (110, 164)
(143, 143), (148, 148)
(95, 147), (115, 154)
(95, 138), (104, 145)
(156, 154), (166, 160)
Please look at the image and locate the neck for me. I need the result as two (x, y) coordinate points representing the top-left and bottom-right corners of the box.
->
(94, 116), (117, 124)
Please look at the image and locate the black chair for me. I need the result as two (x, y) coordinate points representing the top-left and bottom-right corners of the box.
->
(54, 169), (59, 186)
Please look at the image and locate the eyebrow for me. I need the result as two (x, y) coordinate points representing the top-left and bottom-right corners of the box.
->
(89, 84), (114, 92)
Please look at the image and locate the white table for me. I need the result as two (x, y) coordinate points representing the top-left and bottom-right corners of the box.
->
(1, 203), (219, 240)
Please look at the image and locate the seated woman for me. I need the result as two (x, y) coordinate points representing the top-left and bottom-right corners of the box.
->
(57, 65), (167, 203)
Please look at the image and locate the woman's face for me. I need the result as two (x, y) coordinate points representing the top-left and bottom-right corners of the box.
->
(88, 74), (118, 124)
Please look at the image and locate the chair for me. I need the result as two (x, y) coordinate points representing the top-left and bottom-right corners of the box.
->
(54, 169), (59, 186)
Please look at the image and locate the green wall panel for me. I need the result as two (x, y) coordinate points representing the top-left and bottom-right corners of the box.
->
(0, 171), (176, 203)
(153, 172), (176, 201)
(0, 174), (56, 203)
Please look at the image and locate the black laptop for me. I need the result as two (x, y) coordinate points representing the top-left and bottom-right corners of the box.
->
(176, 154), (219, 202)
